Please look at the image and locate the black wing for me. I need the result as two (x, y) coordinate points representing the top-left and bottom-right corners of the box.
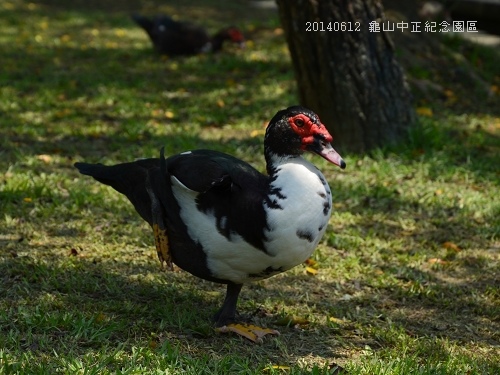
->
(75, 149), (269, 251)
(167, 150), (269, 250)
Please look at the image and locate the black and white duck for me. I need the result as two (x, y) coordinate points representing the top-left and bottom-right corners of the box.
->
(74, 106), (346, 342)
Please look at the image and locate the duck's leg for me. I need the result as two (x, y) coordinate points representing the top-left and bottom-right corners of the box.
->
(214, 283), (279, 343)
(213, 283), (242, 324)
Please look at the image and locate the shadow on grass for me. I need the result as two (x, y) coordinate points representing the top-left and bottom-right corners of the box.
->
(1, 0), (499, 369)
(261, 261), (498, 348)
(1, 254), (216, 337)
(0, 250), (353, 364)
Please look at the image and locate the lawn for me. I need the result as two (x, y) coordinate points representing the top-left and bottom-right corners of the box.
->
(1, 0), (499, 374)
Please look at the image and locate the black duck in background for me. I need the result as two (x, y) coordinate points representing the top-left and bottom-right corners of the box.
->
(131, 14), (245, 56)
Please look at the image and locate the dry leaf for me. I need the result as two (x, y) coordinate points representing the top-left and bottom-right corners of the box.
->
(36, 154), (52, 163)
(23, 197), (32, 203)
(148, 340), (158, 349)
(304, 258), (318, 267)
(216, 99), (225, 108)
(416, 107), (433, 117)
(250, 129), (265, 137)
(428, 258), (449, 265)
(275, 315), (310, 326)
(444, 89), (455, 98)
(305, 266), (318, 275)
(216, 324), (279, 343)
(329, 317), (344, 325)
(114, 28), (126, 37)
(443, 241), (460, 252)
(95, 313), (106, 323)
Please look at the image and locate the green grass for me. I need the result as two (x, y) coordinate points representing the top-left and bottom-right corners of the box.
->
(1, 0), (499, 374)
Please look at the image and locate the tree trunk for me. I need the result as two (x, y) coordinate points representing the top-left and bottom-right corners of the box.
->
(275, 0), (415, 152)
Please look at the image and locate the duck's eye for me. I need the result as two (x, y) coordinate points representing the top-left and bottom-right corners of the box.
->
(294, 118), (305, 127)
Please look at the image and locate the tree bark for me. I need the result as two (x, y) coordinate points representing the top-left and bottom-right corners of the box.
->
(275, 0), (415, 152)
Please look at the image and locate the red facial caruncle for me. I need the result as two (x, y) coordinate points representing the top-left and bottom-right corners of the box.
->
(228, 28), (244, 43)
(288, 114), (333, 149)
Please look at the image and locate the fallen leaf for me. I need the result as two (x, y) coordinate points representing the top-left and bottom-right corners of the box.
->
(444, 89), (455, 98)
(95, 313), (106, 323)
(23, 197), (32, 203)
(216, 99), (225, 108)
(165, 111), (175, 119)
(250, 129), (265, 137)
(443, 241), (460, 252)
(329, 317), (344, 325)
(428, 258), (449, 265)
(304, 258), (318, 267)
(36, 154), (52, 163)
(416, 107), (433, 117)
(305, 266), (318, 275)
(148, 339), (158, 349)
(275, 315), (310, 326)
(215, 324), (279, 343)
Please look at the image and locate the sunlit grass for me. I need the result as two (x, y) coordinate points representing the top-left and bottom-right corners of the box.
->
(1, 0), (499, 374)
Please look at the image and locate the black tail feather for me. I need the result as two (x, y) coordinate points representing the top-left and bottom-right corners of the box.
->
(131, 14), (154, 33)
(74, 160), (160, 225)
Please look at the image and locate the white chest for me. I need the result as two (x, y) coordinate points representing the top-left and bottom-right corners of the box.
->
(263, 158), (332, 267)
(170, 158), (332, 284)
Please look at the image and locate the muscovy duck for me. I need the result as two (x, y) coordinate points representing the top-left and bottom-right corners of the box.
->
(131, 14), (245, 56)
(74, 106), (346, 342)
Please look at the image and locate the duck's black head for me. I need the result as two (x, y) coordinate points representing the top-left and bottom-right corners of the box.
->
(264, 106), (346, 170)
